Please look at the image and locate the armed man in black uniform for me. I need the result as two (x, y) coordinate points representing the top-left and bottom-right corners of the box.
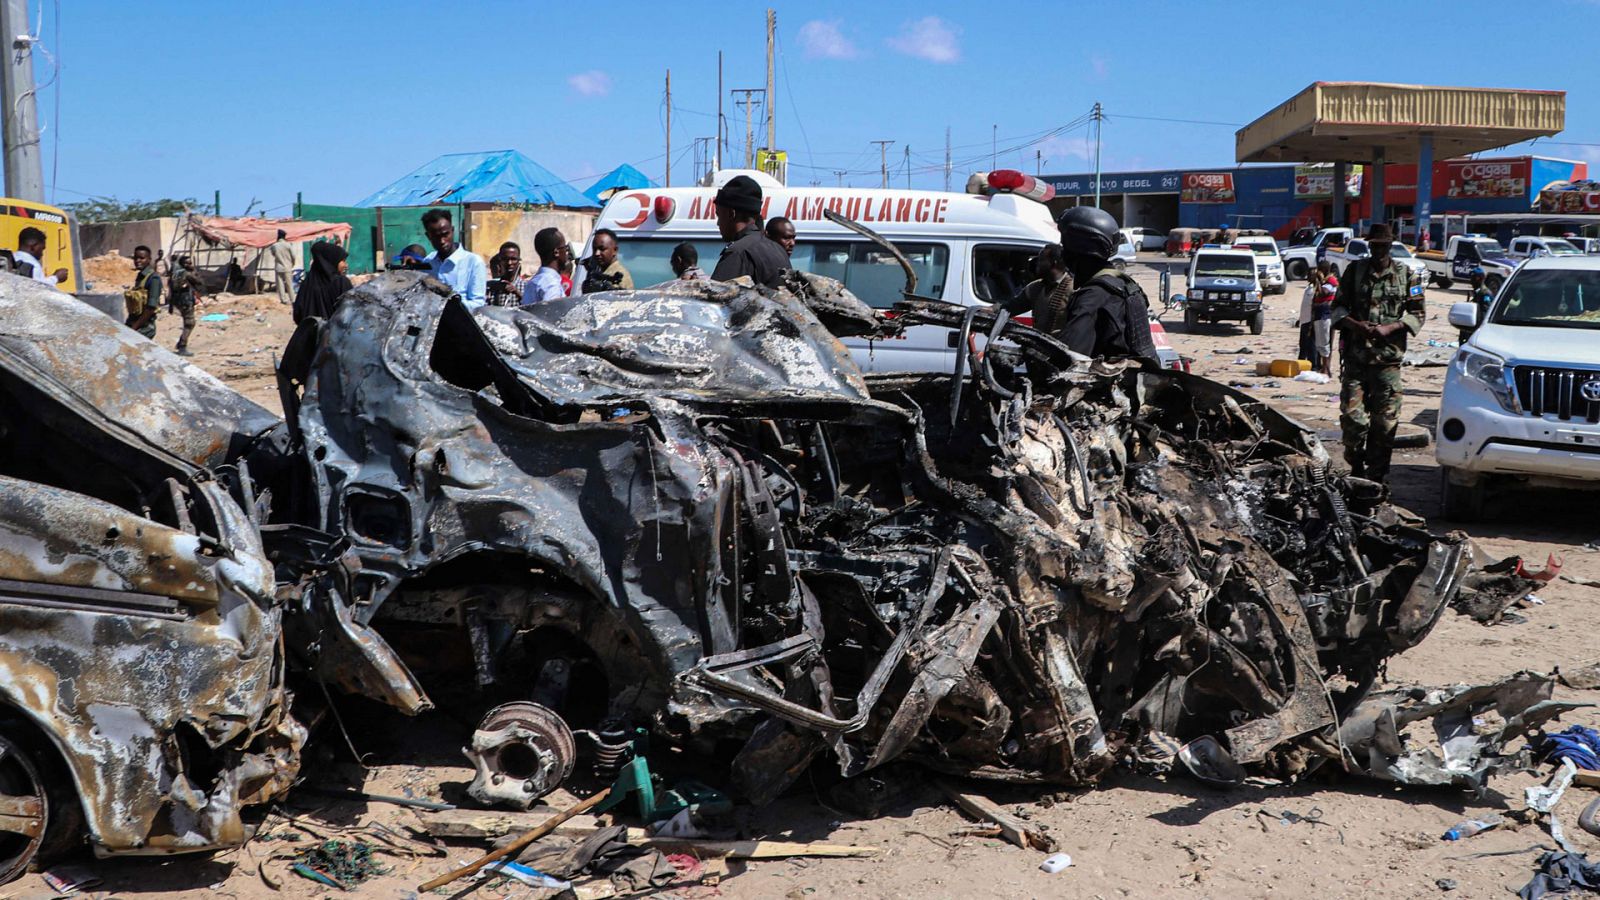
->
(710, 174), (789, 289)
(1053, 206), (1160, 365)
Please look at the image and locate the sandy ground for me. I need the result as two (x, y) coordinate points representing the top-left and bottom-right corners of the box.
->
(16, 257), (1600, 899)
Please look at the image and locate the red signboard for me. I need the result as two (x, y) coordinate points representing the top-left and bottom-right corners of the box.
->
(1443, 159), (1528, 199)
(1538, 188), (1600, 213)
(1181, 172), (1235, 204)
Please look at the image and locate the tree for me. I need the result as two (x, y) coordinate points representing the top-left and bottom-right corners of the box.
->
(62, 196), (201, 224)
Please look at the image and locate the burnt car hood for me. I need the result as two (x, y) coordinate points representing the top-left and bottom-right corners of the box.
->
(0, 276), (281, 498)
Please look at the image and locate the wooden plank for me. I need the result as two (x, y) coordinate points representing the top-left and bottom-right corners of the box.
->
(413, 808), (604, 840)
(936, 778), (1056, 852)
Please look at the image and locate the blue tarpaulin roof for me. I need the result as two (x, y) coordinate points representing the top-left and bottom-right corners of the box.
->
(356, 150), (597, 208)
(584, 163), (658, 205)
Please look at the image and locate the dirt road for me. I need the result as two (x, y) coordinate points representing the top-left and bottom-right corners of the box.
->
(26, 265), (1599, 899)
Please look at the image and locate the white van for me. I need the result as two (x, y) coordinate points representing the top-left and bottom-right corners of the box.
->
(588, 169), (1059, 372)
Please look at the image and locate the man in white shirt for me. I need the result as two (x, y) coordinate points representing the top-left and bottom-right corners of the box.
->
(421, 208), (487, 308)
(521, 227), (570, 306)
(13, 227), (67, 288)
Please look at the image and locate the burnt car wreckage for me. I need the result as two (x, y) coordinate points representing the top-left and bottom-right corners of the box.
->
(0, 288), (302, 879)
(0, 239), (1574, 875)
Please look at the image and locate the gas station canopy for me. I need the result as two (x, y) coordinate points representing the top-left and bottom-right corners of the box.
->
(1236, 82), (1565, 164)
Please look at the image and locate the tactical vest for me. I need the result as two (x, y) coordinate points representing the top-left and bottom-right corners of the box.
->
(1086, 267), (1159, 364)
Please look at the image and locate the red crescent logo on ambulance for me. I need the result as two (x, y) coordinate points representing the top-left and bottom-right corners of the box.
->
(614, 192), (651, 228)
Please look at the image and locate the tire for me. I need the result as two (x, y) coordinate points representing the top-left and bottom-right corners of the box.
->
(1432, 275), (1453, 289)
(1287, 259), (1308, 281)
(1113, 258), (1126, 272)
(1183, 306), (1199, 331)
(1440, 469), (1486, 522)
(0, 725), (79, 884)
(1248, 310), (1265, 335)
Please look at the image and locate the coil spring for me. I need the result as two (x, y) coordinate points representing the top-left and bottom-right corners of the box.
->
(592, 726), (634, 781)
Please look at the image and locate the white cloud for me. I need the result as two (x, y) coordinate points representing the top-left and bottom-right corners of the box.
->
(798, 20), (858, 59)
(886, 16), (960, 64)
(567, 70), (612, 97)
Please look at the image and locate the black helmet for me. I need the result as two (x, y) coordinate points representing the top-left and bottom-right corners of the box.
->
(1056, 206), (1120, 258)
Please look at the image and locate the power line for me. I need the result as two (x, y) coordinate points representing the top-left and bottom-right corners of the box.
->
(1105, 112), (1243, 127)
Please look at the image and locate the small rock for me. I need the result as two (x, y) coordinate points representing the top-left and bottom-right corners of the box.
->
(1436, 877), (1458, 891)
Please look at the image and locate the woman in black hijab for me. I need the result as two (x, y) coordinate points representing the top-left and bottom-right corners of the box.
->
(292, 241), (353, 324)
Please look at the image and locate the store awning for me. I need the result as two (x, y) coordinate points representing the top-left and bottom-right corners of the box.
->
(1236, 82), (1565, 164)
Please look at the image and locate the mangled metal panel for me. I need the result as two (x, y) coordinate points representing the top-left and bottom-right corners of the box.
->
(0, 474), (302, 859)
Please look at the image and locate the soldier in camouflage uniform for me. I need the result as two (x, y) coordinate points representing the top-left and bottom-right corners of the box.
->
(1330, 223), (1425, 482)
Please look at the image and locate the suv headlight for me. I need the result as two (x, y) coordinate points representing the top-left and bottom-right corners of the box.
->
(1245, 290), (1260, 301)
(1453, 346), (1518, 413)
(1192, 290), (1207, 300)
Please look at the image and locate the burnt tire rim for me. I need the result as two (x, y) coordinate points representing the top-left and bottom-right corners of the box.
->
(0, 736), (49, 883)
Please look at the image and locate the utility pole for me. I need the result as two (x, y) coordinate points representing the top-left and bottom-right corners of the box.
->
(733, 89), (763, 169)
(944, 126), (952, 192)
(871, 140), (894, 189)
(904, 146), (911, 189)
(991, 125), (997, 170)
(834, 170), (847, 187)
(765, 9), (776, 157)
(665, 69), (671, 187)
(1092, 101), (1104, 208)
(716, 52), (723, 172)
(1036, 150), (1041, 175)
(0, 0), (43, 201)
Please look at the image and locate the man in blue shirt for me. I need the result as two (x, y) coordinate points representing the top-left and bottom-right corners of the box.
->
(421, 209), (487, 308)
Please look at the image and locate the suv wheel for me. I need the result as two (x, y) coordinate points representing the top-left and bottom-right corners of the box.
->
(1287, 260), (1308, 281)
(1113, 258), (1126, 272)
(1183, 306), (1199, 331)
(1248, 310), (1265, 335)
(1433, 275), (1454, 289)
(1440, 468), (1486, 521)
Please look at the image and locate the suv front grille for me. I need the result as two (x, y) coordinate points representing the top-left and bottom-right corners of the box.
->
(1512, 366), (1600, 423)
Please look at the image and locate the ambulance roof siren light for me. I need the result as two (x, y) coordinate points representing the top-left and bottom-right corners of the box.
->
(969, 169), (1057, 204)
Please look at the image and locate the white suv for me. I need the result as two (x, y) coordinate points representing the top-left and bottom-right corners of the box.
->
(1231, 234), (1287, 294)
(1436, 256), (1600, 518)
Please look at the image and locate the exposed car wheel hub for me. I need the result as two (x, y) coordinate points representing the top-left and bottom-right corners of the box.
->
(463, 702), (576, 809)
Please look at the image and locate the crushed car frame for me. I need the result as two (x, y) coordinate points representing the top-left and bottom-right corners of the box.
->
(264, 268), (1539, 806)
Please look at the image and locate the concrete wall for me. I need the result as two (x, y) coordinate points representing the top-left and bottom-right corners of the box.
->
(466, 209), (596, 273)
(79, 218), (183, 260)
(79, 216), (307, 293)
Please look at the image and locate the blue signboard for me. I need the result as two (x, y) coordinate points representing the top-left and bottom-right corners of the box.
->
(1047, 171), (1185, 195)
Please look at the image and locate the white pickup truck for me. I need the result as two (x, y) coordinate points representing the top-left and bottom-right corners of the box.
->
(1505, 235), (1586, 261)
(1281, 227), (1353, 281)
(1415, 235), (1519, 291)
(1325, 238), (1429, 282)
(1435, 256), (1600, 518)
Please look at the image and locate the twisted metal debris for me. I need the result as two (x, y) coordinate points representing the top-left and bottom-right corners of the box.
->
(266, 270), (1529, 803)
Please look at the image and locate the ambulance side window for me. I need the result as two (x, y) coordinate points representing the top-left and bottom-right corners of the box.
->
(615, 239), (726, 287)
(971, 244), (1040, 304)
(798, 241), (948, 309)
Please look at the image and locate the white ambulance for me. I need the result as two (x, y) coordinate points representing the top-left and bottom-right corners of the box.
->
(589, 168), (1062, 372)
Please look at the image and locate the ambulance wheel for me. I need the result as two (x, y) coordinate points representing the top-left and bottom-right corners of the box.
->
(1248, 311), (1265, 335)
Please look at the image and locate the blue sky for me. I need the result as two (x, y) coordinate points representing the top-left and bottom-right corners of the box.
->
(35, 0), (1600, 214)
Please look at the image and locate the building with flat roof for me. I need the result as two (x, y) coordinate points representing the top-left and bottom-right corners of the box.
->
(1042, 155), (1588, 243)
